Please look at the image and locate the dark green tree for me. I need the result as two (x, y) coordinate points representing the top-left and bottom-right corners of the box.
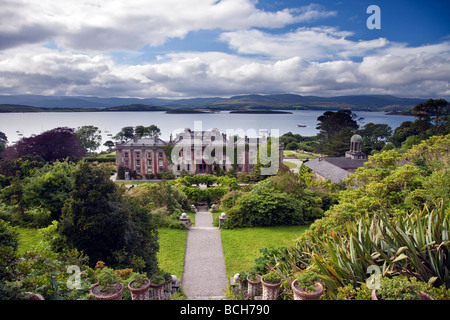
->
(145, 125), (161, 138)
(412, 98), (449, 127)
(58, 162), (159, 273)
(359, 122), (392, 154)
(0, 132), (7, 159)
(134, 125), (146, 139)
(315, 110), (360, 156)
(114, 126), (134, 142)
(22, 160), (75, 221)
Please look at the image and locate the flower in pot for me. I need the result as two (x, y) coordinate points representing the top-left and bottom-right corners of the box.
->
(291, 271), (324, 300)
(149, 274), (165, 300)
(261, 271), (282, 300)
(90, 267), (124, 300)
(246, 272), (262, 300)
(372, 276), (434, 300)
(128, 272), (151, 300)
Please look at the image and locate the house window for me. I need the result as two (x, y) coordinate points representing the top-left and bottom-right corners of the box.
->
(159, 166), (164, 172)
(147, 152), (152, 158)
(136, 152), (140, 158)
(158, 152), (163, 158)
(124, 152), (129, 158)
(136, 168), (140, 174)
(124, 160), (129, 167)
(136, 160), (140, 166)
(177, 164), (181, 171)
(147, 167), (152, 174)
(158, 160), (163, 167)
(148, 159), (152, 165)
(187, 164), (190, 171)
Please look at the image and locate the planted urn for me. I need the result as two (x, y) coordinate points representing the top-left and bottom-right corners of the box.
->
(261, 271), (282, 300)
(90, 267), (124, 300)
(292, 271), (324, 300)
(128, 272), (151, 300)
(246, 273), (262, 300)
(149, 274), (165, 300)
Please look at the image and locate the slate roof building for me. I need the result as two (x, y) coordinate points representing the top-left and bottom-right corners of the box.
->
(303, 133), (367, 183)
(115, 136), (170, 179)
(116, 128), (284, 178)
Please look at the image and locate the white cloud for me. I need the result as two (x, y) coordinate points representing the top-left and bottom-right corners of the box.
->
(0, 0), (336, 51)
(221, 27), (389, 60)
(0, 40), (449, 99)
(0, 1), (448, 99)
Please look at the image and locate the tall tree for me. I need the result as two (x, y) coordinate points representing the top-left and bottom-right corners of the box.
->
(76, 125), (102, 154)
(134, 125), (146, 139)
(315, 110), (360, 156)
(145, 125), (161, 138)
(114, 126), (134, 142)
(58, 162), (159, 272)
(1, 127), (85, 163)
(0, 132), (7, 159)
(359, 123), (392, 153)
(412, 98), (449, 127)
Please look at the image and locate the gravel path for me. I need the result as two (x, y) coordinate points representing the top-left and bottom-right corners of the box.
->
(181, 206), (228, 299)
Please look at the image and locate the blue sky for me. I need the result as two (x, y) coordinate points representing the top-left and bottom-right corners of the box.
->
(0, 0), (449, 99)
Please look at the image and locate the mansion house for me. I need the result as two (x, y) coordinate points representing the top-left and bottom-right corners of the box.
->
(115, 128), (284, 178)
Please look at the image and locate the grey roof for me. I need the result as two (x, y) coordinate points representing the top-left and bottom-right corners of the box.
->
(303, 157), (366, 183)
(322, 157), (367, 169)
(117, 137), (167, 147)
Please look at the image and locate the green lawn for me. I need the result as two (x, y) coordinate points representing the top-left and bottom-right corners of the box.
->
(283, 161), (298, 169)
(157, 228), (188, 279)
(16, 226), (188, 279)
(283, 150), (318, 160)
(220, 225), (309, 278)
(16, 221), (309, 283)
(16, 227), (43, 255)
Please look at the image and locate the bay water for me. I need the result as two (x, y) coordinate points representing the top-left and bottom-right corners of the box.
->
(0, 110), (415, 148)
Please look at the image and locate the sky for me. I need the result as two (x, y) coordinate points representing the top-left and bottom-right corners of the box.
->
(0, 0), (449, 99)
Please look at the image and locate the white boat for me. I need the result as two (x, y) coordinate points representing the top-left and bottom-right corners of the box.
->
(297, 124), (306, 127)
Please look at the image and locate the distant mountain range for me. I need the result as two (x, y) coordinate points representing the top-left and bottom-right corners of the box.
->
(0, 94), (426, 112)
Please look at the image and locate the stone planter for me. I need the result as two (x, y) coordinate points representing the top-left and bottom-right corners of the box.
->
(128, 279), (151, 300)
(164, 276), (174, 293)
(149, 281), (165, 300)
(90, 283), (124, 300)
(247, 275), (261, 300)
(291, 279), (324, 300)
(371, 288), (434, 300)
(24, 292), (45, 300)
(261, 276), (282, 300)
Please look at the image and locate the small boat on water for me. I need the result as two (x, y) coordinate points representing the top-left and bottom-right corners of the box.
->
(297, 124), (306, 127)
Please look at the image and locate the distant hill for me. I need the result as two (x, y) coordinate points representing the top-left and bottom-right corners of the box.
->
(0, 94), (426, 112)
(0, 103), (169, 113)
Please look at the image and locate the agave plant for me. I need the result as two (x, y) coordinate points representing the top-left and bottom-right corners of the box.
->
(309, 201), (449, 297)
